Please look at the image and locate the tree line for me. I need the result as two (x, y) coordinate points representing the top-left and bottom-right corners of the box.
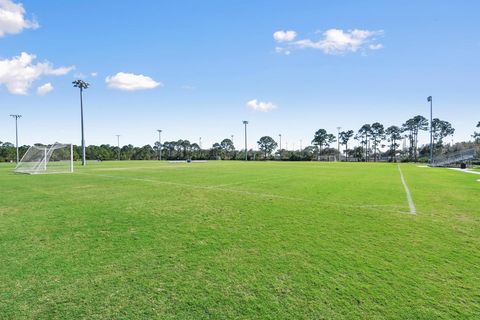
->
(1, 118), (478, 162)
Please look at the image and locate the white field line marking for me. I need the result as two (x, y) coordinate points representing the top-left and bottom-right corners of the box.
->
(397, 165), (416, 214)
(447, 168), (480, 175)
(78, 172), (407, 214)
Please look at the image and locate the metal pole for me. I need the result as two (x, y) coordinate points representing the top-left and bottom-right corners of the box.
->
(9, 115), (21, 163)
(44, 147), (47, 171)
(243, 121), (248, 160)
(15, 117), (19, 163)
(116, 135), (121, 160)
(73, 80), (89, 166)
(278, 134), (282, 159)
(80, 87), (86, 166)
(157, 130), (162, 161)
(429, 97), (433, 164)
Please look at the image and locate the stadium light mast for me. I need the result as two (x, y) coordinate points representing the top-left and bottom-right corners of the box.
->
(243, 120), (248, 161)
(73, 79), (89, 166)
(427, 96), (433, 164)
(116, 135), (121, 160)
(9, 114), (21, 163)
(157, 129), (162, 161)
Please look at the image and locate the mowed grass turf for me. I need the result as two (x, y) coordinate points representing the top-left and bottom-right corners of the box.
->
(0, 161), (479, 319)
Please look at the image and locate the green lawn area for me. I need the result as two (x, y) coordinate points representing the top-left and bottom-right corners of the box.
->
(1, 161), (479, 319)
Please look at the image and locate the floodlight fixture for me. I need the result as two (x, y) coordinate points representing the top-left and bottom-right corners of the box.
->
(73, 79), (90, 166)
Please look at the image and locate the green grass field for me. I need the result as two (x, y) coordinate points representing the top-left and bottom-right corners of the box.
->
(1, 161), (479, 319)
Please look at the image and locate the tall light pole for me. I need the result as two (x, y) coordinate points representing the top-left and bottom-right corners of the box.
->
(427, 96), (433, 164)
(73, 80), (89, 166)
(243, 120), (248, 161)
(157, 129), (162, 160)
(300, 139), (302, 150)
(278, 134), (282, 150)
(116, 135), (121, 160)
(199, 137), (202, 149)
(10, 114), (21, 163)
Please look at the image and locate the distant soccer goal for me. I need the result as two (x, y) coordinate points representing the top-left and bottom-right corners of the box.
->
(317, 155), (337, 162)
(14, 143), (74, 174)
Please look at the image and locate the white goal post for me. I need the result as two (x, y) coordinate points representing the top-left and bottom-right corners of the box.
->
(14, 143), (74, 174)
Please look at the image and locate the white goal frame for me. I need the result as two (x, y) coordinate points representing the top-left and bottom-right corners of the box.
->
(14, 143), (74, 174)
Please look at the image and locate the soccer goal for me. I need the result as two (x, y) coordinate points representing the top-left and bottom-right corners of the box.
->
(14, 143), (74, 174)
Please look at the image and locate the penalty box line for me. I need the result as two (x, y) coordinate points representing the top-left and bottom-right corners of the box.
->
(397, 165), (416, 215)
(77, 172), (408, 215)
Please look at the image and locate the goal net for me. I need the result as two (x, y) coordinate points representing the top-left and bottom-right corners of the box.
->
(14, 143), (73, 174)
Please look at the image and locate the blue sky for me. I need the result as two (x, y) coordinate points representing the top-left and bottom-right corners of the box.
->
(1, 0), (479, 149)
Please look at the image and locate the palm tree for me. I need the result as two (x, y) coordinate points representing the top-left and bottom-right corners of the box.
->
(356, 124), (372, 161)
(402, 116), (428, 161)
(339, 130), (354, 161)
(312, 129), (336, 160)
(385, 126), (402, 162)
(370, 122), (385, 161)
(431, 119), (455, 154)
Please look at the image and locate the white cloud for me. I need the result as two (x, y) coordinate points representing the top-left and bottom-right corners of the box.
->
(0, 0), (38, 37)
(246, 99), (277, 112)
(90, 72), (97, 77)
(273, 30), (297, 42)
(275, 28), (383, 55)
(36, 82), (53, 95)
(275, 47), (291, 55)
(0, 52), (74, 94)
(369, 43), (383, 50)
(105, 72), (162, 91)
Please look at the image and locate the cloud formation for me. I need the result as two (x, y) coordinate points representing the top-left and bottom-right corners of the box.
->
(274, 28), (383, 55)
(273, 30), (297, 42)
(246, 99), (277, 112)
(105, 72), (162, 91)
(36, 82), (53, 95)
(0, 52), (74, 94)
(0, 0), (38, 37)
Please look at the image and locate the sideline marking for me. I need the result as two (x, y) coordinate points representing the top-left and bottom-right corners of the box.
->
(397, 165), (416, 214)
(447, 168), (480, 175)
